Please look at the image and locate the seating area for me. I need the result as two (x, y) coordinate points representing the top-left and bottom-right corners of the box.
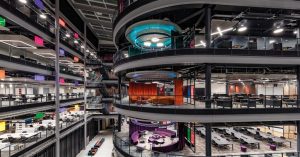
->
(131, 129), (179, 153)
(129, 96), (175, 105)
(88, 138), (105, 156)
(128, 119), (180, 153)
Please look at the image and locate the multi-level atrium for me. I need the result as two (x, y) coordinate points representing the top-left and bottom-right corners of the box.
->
(0, 0), (119, 157)
(2, 0), (300, 157)
(113, 0), (300, 157)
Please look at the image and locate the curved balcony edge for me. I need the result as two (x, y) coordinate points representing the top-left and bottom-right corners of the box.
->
(113, 48), (300, 73)
(114, 103), (300, 123)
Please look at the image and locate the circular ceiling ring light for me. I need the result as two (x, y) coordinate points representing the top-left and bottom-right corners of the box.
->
(125, 19), (182, 50)
(126, 70), (178, 81)
(135, 32), (170, 49)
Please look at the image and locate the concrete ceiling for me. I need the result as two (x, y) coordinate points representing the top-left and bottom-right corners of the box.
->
(70, 0), (117, 49)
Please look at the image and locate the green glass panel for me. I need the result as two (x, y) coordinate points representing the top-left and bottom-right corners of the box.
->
(0, 17), (5, 27)
(35, 112), (45, 119)
(187, 127), (191, 142)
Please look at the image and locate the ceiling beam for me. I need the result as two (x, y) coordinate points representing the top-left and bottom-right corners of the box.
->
(98, 36), (113, 41)
(177, 8), (204, 24)
(73, 2), (116, 15)
(93, 28), (112, 36)
(99, 39), (114, 45)
(85, 17), (112, 28)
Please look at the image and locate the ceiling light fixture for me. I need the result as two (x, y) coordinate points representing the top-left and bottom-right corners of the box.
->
(273, 27), (284, 34)
(200, 40), (206, 47)
(19, 0), (27, 4)
(269, 40), (276, 44)
(74, 40), (78, 44)
(217, 27), (223, 36)
(294, 30), (299, 35)
(144, 41), (151, 47)
(238, 26), (247, 32)
(0, 40), (36, 49)
(211, 27), (233, 36)
(39, 14), (47, 19)
(80, 45), (84, 48)
(65, 33), (70, 38)
(151, 37), (159, 43)
(195, 40), (207, 47)
(156, 42), (164, 47)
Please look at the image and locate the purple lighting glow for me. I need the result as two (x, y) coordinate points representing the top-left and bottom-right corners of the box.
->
(59, 48), (65, 56)
(34, 75), (45, 81)
(34, 0), (45, 10)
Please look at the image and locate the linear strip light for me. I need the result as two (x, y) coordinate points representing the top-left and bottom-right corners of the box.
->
(0, 40), (37, 49)
(195, 40), (207, 47)
(34, 52), (56, 59)
(211, 27), (233, 36)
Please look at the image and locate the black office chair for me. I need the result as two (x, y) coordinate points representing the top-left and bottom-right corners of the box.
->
(47, 93), (52, 101)
(31, 95), (39, 102)
(21, 94), (28, 103)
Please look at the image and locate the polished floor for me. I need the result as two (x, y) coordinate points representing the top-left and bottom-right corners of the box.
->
(76, 130), (114, 157)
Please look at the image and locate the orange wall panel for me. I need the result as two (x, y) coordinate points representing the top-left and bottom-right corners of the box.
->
(174, 79), (183, 105)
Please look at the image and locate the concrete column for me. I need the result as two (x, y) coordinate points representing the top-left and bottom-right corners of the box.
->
(205, 123), (212, 157)
(205, 64), (212, 108)
(54, 0), (60, 156)
(205, 7), (211, 48)
(297, 66), (300, 107)
(297, 121), (300, 153)
(117, 114), (122, 132)
(118, 75), (122, 104)
(226, 81), (230, 95)
(83, 22), (88, 148)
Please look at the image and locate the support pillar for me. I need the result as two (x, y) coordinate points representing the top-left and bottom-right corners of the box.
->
(83, 22), (88, 148)
(54, 0), (60, 156)
(118, 75), (122, 104)
(297, 121), (300, 153)
(117, 114), (121, 132)
(205, 123), (212, 157)
(205, 64), (211, 108)
(297, 66), (300, 107)
(226, 81), (230, 95)
(205, 7), (211, 48)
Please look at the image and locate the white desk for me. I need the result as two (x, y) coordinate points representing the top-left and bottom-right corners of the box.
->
(0, 132), (40, 140)
(247, 128), (291, 147)
(223, 128), (260, 148)
(197, 127), (233, 149)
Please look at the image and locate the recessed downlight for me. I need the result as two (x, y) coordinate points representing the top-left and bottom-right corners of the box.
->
(273, 28), (284, 34)
(238, 26), (247, 32)
(157, 42), (164, 47)
(144, 42), (151, 47)
(19, 0), (27, 4)
(39, 14), (47, 19)
(151, 37), (159, 42)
